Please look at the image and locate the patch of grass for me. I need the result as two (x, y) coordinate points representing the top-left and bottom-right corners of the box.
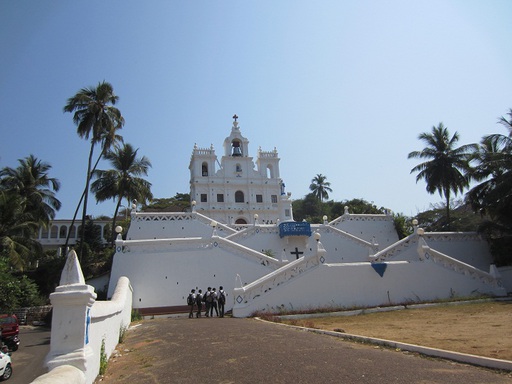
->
(99, 339), (108, 375)
(119, 325), (128, 343)
(131, 309), (143, 322)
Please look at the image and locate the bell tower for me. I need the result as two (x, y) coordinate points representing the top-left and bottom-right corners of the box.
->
(223, 115), (249, 157)
(190, 115), (286, 224)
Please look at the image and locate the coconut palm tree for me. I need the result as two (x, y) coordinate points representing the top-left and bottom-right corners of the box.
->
(466, 112), (512, 225)
(0, 154), (61, 225)
(408, 123), (476, 224)
(0, 191), (41, 271)
(309, 174), (332, 202)
(62, 117), (124, 252)
(91, 143), (153, 243)
(64, 81), (124, 257)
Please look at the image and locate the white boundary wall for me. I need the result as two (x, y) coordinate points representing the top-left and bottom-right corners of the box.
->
(232, 239), (506, 317)
(32, 251), (133, 384)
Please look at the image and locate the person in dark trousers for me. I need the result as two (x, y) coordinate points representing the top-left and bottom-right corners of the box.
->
(187, 289), (196, 318)
(209, 287), (219, 317)
(204, 287), (212, 317)
(218, 286), (226, 317)
(195, 289), (203, 318)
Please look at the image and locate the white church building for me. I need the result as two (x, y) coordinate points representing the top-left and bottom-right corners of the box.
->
(107, 116), (508, 318)
(189, 115), (293, 225)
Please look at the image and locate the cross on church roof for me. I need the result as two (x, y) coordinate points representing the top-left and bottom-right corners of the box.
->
(233, 114), (238, 122)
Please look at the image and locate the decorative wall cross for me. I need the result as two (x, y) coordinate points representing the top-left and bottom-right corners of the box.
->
(290, 247), (304, 259)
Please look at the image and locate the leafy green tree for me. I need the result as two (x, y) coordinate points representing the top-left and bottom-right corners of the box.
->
(0, 191), (41, 271)
(415, 200), (484, 232)
(0, 259), (43, 311)
(64, 81), (125, 258)
(142, 193), (191, 212)
(466, 114), (512, 226)
(465, 110), (512, 265)
(341, 198), (386, 214)
(408, 123), (476, 226)
(0, 155), (61, 225)
(392, 213), (412, 240)
(309, 174), (332, 202)
(292, 193), (321, 222)
(91, 143), (153, 243)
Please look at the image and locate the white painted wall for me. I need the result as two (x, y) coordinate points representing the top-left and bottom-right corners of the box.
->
(109, 211), (505, 317)
(232, 243), (506, 317)
(35, 251), (133, 384)
(498, 266), (512, 293)
(108, 236), (281, 310)
(331, 213), (399, 249)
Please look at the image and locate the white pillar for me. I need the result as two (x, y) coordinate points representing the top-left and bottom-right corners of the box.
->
(46, 250), (97, 373)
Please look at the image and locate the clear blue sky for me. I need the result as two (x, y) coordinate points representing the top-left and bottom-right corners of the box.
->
(1, 1), (512, 219)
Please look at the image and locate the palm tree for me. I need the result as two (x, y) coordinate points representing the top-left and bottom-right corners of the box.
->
(309, 174), (332, 202)
(0, 155), (61, 225)
(64, 81), (124, 257)
(62, 114), (124, 253)
(466, 111), (512, 225)
(408, 123), (476, 224)
(0, 191), (41, 271)
(91, 143), (153, 243)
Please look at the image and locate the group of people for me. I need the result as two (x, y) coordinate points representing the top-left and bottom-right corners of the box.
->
(187, 286), (227, 318)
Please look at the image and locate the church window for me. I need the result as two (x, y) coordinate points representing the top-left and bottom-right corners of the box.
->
(256, 194), (263, 203)
(217, 194), (224, 202)
(236, 163), (242, 172)
(235, 191), (245, 203)
(271, 195), (278, 204)
(201, 194), (207, 202)
(202, 162), (208, 176)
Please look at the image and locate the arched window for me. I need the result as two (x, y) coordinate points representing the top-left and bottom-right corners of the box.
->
(236, 163), (242, 172)
(202, 162), (208, 176)
(50, 225), (58, 239)
(235, 218), (247, 224)
(266, 165), (273, 178)
(69, 225), (76, 239)
(59, 226), (67, 239)
(235, 190), (245, 203)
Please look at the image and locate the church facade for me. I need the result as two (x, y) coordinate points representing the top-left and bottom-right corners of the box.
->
(189, 115), (293, 225)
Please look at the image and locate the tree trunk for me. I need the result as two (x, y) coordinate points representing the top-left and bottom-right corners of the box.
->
(79, 140), (95, 260)
(63, 152), (104, 254)
(445, 189), (451, 228)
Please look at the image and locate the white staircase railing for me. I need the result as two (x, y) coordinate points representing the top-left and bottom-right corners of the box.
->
(233, 240), (326, 316)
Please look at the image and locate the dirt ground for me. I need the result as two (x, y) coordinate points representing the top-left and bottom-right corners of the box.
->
(96, 300), (512, 383)
(279, 300), (512, 361)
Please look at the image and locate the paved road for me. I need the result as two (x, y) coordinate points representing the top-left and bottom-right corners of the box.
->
(10, 325), (50, 384)
(98, 316), (512, 384)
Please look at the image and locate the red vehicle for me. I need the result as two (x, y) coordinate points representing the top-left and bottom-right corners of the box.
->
(0, 315), (19, 352)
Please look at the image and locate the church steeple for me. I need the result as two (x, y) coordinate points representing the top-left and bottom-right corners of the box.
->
(224, 114), (249, 157)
